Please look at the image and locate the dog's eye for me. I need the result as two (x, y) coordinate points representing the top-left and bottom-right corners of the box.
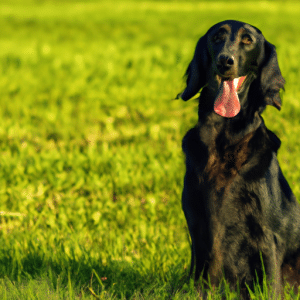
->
(212, 29), (228, 43)
(242, 34), (253, 45)
(213, 33), (226, 43)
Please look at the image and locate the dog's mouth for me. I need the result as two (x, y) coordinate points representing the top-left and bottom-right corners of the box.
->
(213, 75), (247, 118)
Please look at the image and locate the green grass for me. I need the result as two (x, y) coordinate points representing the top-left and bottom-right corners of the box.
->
(0, 0), (300, 299)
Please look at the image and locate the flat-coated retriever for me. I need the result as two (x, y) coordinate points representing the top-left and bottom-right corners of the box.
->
(177, 20), (300, 298)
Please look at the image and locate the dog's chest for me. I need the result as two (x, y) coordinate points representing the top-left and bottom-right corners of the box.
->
(202, 131), (255, 190)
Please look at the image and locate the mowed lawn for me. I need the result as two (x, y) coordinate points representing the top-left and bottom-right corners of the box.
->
(0, 0), (300, 299)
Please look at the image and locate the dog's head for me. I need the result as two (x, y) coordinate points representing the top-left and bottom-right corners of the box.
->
(178, 20), (285, 117)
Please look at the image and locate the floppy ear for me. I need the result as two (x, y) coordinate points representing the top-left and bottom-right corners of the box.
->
(260, 41), (285, 110)
(180, 35), (209, 101)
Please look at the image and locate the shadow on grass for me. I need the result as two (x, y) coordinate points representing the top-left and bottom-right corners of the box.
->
(1, 251), (299, 299)
(0, 251), (197, 299)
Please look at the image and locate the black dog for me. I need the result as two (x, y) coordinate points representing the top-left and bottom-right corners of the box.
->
(178, 20), (300, 297)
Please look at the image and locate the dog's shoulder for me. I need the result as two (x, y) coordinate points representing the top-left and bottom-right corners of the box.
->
(182, 126), (209, 172)
(182, 127), (200, 154)
(266, 129), (281, 153)
(248, 126), (280, 156)
(241, 125), (280, 181)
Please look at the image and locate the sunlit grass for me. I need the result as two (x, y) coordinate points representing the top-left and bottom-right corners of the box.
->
(0, 0), (300, 298)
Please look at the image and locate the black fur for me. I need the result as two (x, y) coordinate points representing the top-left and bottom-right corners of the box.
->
(179, 20), (300, 298)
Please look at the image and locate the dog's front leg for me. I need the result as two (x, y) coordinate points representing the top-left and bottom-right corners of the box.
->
(182, 170), (209, 281)
(261, 239), (283, 299)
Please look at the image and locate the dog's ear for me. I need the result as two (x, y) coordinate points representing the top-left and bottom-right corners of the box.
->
(260, 41), (285, 110)
(179, 35), (209, 101)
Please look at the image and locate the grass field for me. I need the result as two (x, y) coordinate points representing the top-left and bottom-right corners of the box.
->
(1, 0), (300, 299)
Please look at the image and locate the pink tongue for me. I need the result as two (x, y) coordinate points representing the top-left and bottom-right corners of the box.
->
(214, 79), (241, 118)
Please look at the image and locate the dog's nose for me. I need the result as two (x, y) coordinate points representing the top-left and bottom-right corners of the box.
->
(217, 55), (235, 74)
(218, 55), (235, 67)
